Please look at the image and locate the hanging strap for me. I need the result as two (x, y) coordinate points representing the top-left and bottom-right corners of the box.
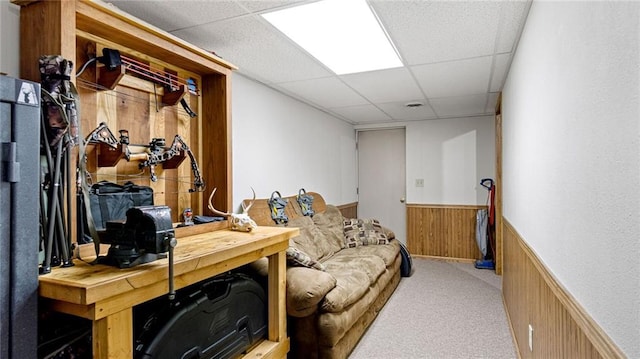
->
(297, 188), (315, 217)
(72, 82), (103, 260)
(268, 191), (289, 225)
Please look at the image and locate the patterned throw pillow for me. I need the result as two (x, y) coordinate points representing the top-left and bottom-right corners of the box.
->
(286, 246), (326, 271)
(342, 219), (389, 247)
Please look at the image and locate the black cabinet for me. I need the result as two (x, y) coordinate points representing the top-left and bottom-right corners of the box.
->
(0, 75), (41, 359)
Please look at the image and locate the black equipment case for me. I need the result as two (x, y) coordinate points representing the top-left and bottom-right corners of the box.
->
(134, 273), (267, 359)
(399, 241), (414, 277)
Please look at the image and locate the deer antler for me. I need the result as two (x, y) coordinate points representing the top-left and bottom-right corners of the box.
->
(241, 187), (256, 213)
(207, 188), (230, 216)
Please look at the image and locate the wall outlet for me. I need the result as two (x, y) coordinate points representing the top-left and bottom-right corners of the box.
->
(415, 178), (424, 187)
(528, 324), (533, 351)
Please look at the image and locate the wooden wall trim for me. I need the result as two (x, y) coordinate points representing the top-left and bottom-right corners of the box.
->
(406, 203), (487, 210)
(502, 295), (524, 359)
(407, 204), (485, 260)
(495, 111), (503, 275)
(412, 254), (476, 264)
(336, 202), (358, 219)
(503, 219), (625, 358)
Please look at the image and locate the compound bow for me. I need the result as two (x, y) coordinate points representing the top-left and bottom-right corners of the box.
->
(83, 122), (205, 193)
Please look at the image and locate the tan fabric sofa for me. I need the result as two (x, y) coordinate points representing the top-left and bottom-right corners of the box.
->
(245, 193), (402, 359)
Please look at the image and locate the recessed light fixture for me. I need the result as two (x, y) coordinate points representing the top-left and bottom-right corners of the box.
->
(262, 0), (403, 75)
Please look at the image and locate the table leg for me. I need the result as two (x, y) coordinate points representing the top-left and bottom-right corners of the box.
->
(92, 307), (133, 359)
(267, 250), (287, 342)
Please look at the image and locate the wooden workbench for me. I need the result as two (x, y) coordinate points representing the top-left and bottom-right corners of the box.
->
(39, 226), (298, 359)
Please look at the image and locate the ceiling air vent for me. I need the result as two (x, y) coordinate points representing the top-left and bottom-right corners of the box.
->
(405, 102), (424, 108)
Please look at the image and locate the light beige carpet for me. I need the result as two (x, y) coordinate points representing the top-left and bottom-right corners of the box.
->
(349, 258), (516, 359)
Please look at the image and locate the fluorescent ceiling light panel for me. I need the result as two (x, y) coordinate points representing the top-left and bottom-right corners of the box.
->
(262, 0), (402, 75)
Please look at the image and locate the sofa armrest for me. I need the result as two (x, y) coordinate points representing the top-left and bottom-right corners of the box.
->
(286, 267), (337, 317)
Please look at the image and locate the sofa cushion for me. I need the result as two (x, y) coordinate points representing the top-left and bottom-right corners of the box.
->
(320, 255), (386, 313)
(286, 266), (337, 317)
(327, 252), (387, 283)
(311, 205), (345, 260)
(286, 246), (326, 271)
(343, 218), (389, 247)
(337, 239), (401, 267)
(287, 216), (323, 260)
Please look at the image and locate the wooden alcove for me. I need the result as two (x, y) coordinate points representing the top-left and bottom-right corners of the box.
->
(15, 0), (235, 240)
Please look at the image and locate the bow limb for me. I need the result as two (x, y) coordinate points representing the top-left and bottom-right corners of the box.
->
(175, 135), (205, 192)
(137, 135), (205, 192)
(181, 139), (205, 192)
(84, 122), (119, 147)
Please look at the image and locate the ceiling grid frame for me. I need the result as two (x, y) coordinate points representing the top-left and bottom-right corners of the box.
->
(107, 0), (532, 125)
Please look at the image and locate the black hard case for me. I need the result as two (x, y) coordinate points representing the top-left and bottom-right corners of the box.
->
(134, 273), (267, 359)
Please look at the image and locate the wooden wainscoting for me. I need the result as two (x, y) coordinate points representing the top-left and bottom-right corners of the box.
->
(406, 204), (483, 261)
(503, 219), (625, 359)
(337, 202), (358, 219)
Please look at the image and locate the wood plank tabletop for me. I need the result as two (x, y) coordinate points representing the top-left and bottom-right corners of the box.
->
(38, 226), (297, 306)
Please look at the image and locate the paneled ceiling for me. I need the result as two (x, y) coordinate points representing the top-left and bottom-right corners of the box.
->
(106, 0), (531, 125)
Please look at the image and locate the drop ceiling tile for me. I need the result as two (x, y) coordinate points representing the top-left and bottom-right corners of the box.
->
(430, 94), (489, 118)
(412, 56), (492, 98)
(490, 53), (511, 92)
(371, 0), (501, 64)
(171, 16), (332, 84)
(340, 68), (424, 104)
(278, 77), (369, 108)
(497, 0), (530, 53)
(329, 104), (391, 124)
(109, 1), (247, 32)
(236, 0), (309, 13)
(377, 101), (437, 121)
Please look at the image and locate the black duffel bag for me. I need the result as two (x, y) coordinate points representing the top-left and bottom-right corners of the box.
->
(79, 181), (154, 243)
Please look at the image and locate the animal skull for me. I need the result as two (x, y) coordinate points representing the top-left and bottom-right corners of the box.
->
(208, 187), (258, 232)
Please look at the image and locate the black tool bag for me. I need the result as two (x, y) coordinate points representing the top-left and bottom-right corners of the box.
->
(398, 241), (414, 277)
(79, 181), (153, 242)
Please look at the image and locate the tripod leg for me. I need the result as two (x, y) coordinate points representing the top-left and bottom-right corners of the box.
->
(44, 140), (63, 271)
(54, 145), (72, 267)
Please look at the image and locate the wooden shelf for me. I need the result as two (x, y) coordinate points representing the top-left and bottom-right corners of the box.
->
(160, 84), (187, 106)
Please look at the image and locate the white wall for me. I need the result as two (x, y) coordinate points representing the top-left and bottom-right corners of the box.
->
(406, 116), (495, 205)
(502, 1), (640, 357)
(0, 0), (20, 77)
(231, 74), (357, 210)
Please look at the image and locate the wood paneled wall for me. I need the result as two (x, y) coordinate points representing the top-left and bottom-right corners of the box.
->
(337, 202), (358, 219)
(406, 204), (483, 260)
(503, 219), (625, 359)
